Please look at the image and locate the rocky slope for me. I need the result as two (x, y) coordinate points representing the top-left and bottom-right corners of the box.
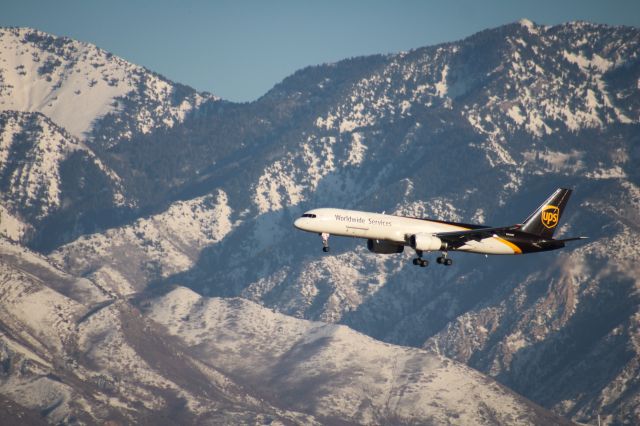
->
(146, 286), (571, 425)
(0, 110), (126, 239)
(52, 189), (235, 296)
(1, 239), (568, 424)
(0, 239), (321, 424)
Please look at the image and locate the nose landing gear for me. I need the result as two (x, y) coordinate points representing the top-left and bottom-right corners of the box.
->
(321, 233), (330, 252)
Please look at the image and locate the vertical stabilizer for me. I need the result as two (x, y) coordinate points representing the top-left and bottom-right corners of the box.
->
(519, 188), (572, 239)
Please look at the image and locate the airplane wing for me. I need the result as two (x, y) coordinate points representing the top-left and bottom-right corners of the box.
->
(434, 227), (514, 248)
(434, 229), (587, 249)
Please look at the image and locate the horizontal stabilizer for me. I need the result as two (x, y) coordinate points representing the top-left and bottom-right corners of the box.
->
(555, 236), (588, 243)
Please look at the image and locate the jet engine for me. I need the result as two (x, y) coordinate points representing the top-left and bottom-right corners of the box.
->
(409, 234), (447, 251)
(367, 239), (404, 254)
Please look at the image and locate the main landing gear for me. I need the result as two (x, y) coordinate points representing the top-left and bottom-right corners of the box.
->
(436, 253), (453, 266)
(321, 233), (330, 252)
(412, 251), (453, 267)
(412, 250), (429, 267)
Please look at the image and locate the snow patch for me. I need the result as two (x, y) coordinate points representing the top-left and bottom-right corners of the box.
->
(563, 50), (612, 73)
(519, 18), (538, 34)
(435, 65), (449, 97)
(585, 166), (627, 179)
(523, 149), (585, 173)
(0, 204), (29, 241)
(507, 105), (525, 125)
(344, 132), (367, 166)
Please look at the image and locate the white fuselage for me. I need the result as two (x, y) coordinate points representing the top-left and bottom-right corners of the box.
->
(293, 208), (519, 255)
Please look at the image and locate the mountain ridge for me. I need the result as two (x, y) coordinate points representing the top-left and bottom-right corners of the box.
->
(0, 26), (215, 146)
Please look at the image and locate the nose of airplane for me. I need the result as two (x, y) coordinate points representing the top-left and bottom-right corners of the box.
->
(293, 217), (304, 230)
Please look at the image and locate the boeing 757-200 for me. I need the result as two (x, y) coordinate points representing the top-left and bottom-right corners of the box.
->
(293, 188), (586, 267)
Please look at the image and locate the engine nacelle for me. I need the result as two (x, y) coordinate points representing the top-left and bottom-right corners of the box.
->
(367, 239), (404, 254)
(409, 234), (447, 251)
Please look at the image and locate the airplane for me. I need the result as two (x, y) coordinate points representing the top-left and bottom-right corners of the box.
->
(293, 188), (586, 267)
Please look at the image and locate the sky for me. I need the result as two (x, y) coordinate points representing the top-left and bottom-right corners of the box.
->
(2, 0), (639, 102)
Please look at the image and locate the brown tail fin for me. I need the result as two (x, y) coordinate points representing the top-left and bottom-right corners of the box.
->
(519, 188), (572, 239)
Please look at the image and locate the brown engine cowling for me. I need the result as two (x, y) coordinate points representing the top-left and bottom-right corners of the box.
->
(367, 239), (405, 254)
(409, 234), (448, 251)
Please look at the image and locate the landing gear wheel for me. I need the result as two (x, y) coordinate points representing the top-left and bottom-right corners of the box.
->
(322, 246), (330, 253)
(437, 252), (451, 266)
(413, 249), (427, 267)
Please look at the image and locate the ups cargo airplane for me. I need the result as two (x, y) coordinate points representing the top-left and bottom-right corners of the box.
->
(294, 188), (586, 267)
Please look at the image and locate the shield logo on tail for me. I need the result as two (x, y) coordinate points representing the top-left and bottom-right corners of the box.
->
(541, 205), (560, 229)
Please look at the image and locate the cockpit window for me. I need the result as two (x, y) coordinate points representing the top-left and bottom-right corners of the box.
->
(302, 213), (317, 218)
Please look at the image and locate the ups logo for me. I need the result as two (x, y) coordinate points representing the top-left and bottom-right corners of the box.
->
(541, 205), (560, 228)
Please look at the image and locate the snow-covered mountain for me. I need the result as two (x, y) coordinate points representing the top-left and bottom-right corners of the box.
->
(146, 286), (570, 425)
(0, 27), (220, 248)
(2, 19), (640, 424)
(51, 189), (235, 296)
(0, 111), (125, 212)
(1, 239), (568, 424)
(0, 27), (214, 146)
(0, 239), (321, 424)
(0, 110), (128, 248)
